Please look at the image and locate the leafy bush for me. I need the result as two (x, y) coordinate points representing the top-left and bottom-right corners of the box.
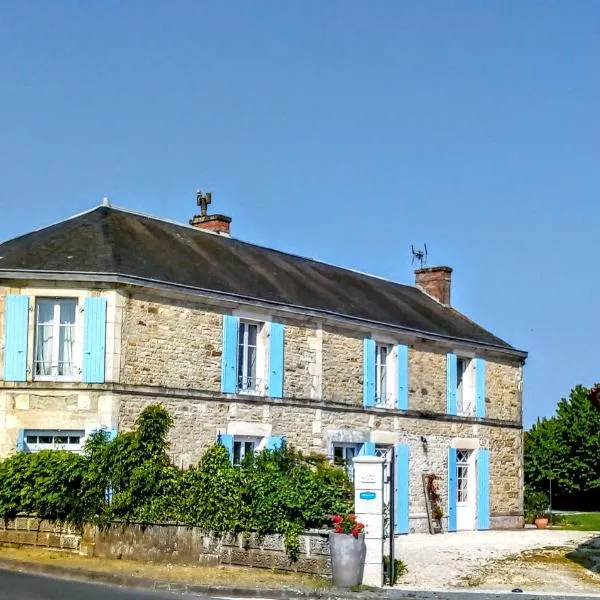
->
(383, 555), (408, 584)
(524, 487), (549, 522)
(0, 405), (353, 560)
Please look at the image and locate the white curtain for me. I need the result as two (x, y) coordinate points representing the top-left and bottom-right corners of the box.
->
(36, 301), (54, 376)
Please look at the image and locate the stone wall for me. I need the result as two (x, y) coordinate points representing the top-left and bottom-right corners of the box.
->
(321, 327), (363, 406)
(408, 346), (446, 413)
(0, 388), (119, 457)
(284, 322), (322, 400)
(117, 392), (523, 531)
(486, 358), (521, 422)
(0, 516), (81, 551)
(87, 524), (330, 574)
(120, 294), (223, 390)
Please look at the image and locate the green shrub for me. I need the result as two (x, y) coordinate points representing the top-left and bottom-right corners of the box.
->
(0, 405), (353, 561)
(383, 555), (408, 584)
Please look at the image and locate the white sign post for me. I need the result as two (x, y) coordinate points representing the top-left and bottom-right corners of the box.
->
(353, 455), (384, 587)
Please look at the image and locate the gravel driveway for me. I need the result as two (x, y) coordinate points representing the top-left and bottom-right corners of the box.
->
(393, 529), (597, 591)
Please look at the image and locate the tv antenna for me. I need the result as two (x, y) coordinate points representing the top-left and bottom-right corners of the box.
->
(411, 244), (428, 268)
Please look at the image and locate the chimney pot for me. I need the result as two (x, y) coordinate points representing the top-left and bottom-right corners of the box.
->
(189, 214), (232, 236)
(415, 266), (452, 305)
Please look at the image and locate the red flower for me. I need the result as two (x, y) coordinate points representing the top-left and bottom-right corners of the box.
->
(351, 527), (360, 537)
(331, 515), (342, 524)
(348, 514), (357, 521)
(334, 524), (343, 533)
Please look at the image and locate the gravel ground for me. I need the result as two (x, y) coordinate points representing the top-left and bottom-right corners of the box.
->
(393, 529), (598, 591)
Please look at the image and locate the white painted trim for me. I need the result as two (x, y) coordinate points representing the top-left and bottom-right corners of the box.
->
(226, 421), (272, 439)
(450, 438), (480, 450)
(370, 431), (399, 445)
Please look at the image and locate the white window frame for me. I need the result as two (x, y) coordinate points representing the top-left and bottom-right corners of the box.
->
(232, 435), (260, 466)
(375, 342), (396, 408)
(237, 319), (267, 395)
(24, 429), (85, 453)
(456, 357), (475, 416)
(34, 297), (80, 382)
(332, 443), (361, 480)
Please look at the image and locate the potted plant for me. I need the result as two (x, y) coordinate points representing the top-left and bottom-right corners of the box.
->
(524, 488), (549, 528)
(329, 513), (366, 587)
(534, 511), (549, 529)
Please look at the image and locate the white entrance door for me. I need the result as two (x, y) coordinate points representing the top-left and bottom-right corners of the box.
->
(456, 449), (476, 531)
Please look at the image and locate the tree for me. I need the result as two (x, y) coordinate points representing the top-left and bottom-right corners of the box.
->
(525, 385), (600, 509)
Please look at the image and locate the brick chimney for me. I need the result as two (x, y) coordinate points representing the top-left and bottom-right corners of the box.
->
(189, 190), (232, 236)
(415, 266), (453, 305)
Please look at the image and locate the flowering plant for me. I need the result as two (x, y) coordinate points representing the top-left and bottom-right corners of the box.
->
(331, 513), (365, 537)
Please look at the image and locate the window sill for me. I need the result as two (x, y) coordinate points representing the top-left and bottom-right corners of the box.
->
(33, 377), (81, 383)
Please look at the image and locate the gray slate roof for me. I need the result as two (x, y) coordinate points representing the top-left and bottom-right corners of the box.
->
(0, 206), (523, 355)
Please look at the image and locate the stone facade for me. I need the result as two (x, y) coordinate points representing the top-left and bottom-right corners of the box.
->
(120, 294), (223, 391)
(0, 282), (525, 533)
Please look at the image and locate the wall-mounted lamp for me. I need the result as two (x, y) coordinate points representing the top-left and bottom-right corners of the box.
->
(420, 435), (428, 451)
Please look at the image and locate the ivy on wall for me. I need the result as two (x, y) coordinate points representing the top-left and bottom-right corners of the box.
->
(0, 405), (352, 560)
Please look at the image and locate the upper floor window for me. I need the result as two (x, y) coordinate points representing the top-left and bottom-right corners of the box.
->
(24, 429), (85, 453)
(35, 298), (77, 379)
(238, 321), (262, 394)
(375, 343), (393, 407)
(456, 357), (474, 416)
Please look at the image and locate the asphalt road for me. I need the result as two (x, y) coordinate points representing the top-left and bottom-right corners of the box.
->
(2, 569), (600, 600)
(0, 567), (205, 600)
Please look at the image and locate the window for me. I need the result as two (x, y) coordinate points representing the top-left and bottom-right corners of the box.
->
(332, 443), (360, 479)
(35, 298), (77, 379)
(237, 321), (261, 393)
(456, 358), (474, 416)
(456, 449), (472, 503)
(375, 344), (392, 407)
(24, 430), (85, 453)
(232, 436), (259, 466)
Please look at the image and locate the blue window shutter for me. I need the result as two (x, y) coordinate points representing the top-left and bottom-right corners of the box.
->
(446, 353), (457, 415)
(394, 443), (410, 534)
(475, 358), (486, 418)
(82, 297), (107, 383)
(448, 448), (457, 532)
(16, 429), (25, 452)
(218, 433), (234, 460)
(477, 448), (491, 530)
(396, 344), (409, 410)
(4, 295), (29, 382)
(268, 322), (284, 398)
(363, 338), (375, 408)
(266, 435), (285, 451)
(221, 315), (239, 393)
(359, 441), (375, 456)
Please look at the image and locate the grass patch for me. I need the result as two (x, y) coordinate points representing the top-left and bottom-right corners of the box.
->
(551, 513), (600, 531)
(0, 546), (332, 591)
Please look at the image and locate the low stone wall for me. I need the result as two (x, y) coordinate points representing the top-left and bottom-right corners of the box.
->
(86, 523), (330, 574)
(0, 517), (330, 575)
(0, 516), (81, 551)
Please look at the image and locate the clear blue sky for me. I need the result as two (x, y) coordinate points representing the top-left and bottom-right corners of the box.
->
(1, 1), (599, 427)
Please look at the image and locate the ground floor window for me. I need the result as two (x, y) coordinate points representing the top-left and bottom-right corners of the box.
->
(232, 436), (260, 466)
(332, 443), (360, 479)
(24, 430), (85, 453)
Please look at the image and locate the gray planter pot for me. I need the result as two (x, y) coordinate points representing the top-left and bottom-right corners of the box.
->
(329, 532), (366, 588)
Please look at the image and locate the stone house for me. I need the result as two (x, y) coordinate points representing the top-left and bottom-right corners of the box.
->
(0, 198), (526, 534)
